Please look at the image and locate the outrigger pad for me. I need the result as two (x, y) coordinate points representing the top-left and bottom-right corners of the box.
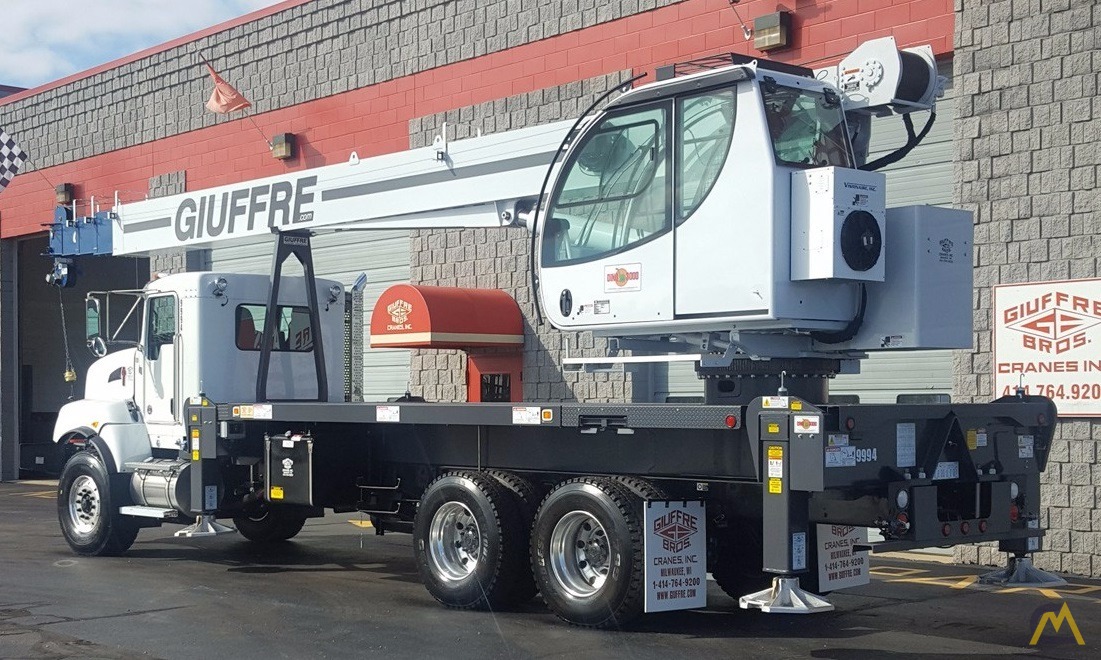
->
(174, 515), (237, 538)
(739, 577), (835, 614)
(978, 556), (1066, 588)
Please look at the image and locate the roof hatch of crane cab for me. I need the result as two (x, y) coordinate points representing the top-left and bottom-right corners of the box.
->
(370, 284), (524, 349)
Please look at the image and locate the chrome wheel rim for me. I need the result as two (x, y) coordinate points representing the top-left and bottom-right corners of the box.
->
(428, 502), (481, 581)
(68, 474), (101, 535)
(549, 511), (610, 598)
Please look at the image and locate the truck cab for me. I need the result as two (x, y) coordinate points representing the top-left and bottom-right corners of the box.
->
(55, 272), (346, 463)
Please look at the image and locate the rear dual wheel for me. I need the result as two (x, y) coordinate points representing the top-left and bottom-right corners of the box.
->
(530, 477), (655, 628)
(413, 471), (534, 609)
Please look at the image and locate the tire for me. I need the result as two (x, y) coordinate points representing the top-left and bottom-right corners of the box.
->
(530, 477), (647, 628)
(57, 451), (139, 556)
(413, 471), (529, 610)
(484, 470), (540, 603)
(233, 507), (308, 542)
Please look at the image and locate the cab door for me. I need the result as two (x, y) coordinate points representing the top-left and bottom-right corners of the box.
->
(138, 294), (182, 449)
(538, 102), (674, 329)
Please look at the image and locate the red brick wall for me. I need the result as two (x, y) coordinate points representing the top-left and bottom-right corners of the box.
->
(0, 0), (952, 239)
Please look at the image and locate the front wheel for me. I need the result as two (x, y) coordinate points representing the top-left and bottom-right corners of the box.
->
(530, 477), (647, 628)
(57, 451), (139, 556)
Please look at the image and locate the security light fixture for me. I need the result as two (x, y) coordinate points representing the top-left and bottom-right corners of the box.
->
(56, 183), (74, 205)
(754, 11), (791, 52)
(271, 133), (296, 160)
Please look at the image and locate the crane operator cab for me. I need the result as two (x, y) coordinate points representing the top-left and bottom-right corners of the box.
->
(535, 37), (963, 359)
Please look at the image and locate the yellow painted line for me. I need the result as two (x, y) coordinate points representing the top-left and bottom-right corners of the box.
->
(870, 566), (928, 578)
(13, 490), (56, 499)
(887, 575), (979, 589)
(348, 520), (374, 528)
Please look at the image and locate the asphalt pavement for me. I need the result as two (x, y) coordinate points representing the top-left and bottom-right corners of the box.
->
(2, 480), (1098, 659)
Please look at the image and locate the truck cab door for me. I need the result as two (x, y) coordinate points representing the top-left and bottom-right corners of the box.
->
(138, 293), (182, 449)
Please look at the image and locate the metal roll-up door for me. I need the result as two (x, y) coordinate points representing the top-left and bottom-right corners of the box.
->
(208, 230), (411, 401)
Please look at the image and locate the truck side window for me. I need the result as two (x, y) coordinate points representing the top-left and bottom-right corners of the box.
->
(543, 104), (670, 266)
(145, 295), (176, 361)
(236, 304), (313, 352)
(677, 89), (735, 220)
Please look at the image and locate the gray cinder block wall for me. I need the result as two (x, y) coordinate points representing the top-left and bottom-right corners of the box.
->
(953, 0), (1100, 576)
(407, 73), (643, 402)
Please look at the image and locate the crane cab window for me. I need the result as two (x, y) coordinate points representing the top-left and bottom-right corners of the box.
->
(145, 295), (176, 360)
(761, 80), (853, 169)
(677, 89), (735, 219)
(236, 304), (314, 352)
(543, 105), (669, 266)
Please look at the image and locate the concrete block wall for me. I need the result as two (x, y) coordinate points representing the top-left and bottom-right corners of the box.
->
(147, 171), (208, 275)
(953, 0), (1100, 576)
(407, 73), (641, 403)
(0, 0), (683, 175)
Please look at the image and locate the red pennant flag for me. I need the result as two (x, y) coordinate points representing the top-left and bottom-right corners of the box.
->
(204, 64), (251, 114)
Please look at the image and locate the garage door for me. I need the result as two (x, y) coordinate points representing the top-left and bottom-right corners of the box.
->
(209, 231), (411, 401)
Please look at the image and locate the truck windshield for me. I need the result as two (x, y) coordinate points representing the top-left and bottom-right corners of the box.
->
(761, 81), (853, 169)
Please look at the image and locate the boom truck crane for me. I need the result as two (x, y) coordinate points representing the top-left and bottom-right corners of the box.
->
(47, 38), (1064, 627)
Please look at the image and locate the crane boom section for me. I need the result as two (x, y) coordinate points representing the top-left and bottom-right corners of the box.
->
(111, 120), (572, 255)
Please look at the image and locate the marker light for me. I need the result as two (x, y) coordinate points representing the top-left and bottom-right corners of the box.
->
(1009, 503), (1020, 522)
(725, 415), (738, 428)
(941, 523), (952, 537)
(1010, 481), (1019, 499)
(896, 489), (909, 510)
(960, 521), (970, 535)
(979, 520), (988, 534)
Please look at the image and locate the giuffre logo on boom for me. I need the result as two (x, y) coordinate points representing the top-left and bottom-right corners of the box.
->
(1004, 291), (1101, 355)
(653, 510), (699, 553)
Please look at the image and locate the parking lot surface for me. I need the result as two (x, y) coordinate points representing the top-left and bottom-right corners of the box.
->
(2, 480), (1098, 659)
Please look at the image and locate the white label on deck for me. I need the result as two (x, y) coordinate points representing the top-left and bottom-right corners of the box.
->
(896, 423), (916, 467)
(376, 406), (400, 422)
(511, 406), (541, 425)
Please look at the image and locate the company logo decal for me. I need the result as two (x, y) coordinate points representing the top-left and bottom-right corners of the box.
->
(1004, 292), (1101, 355)
(387, 299), (413, 328)
(604, 263), (642, 292)
(653, 510), (699, 553)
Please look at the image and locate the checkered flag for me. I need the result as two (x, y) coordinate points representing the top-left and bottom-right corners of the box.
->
(0, 127), (28, 194)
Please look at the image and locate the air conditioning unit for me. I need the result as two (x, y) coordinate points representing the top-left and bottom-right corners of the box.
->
(791, 167), (886, 282)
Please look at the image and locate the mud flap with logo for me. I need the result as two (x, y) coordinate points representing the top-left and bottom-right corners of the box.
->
(644, 500), (707, 612)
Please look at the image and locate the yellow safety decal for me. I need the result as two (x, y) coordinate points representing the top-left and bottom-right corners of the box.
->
(966, 429), (978, 450)
(767, 423), (780, 434)
(768, 477), (782, 494)
(791, 401), (803, 411)
(768, 446), (783, 460)
(191, 450), (200, 461)
(270, 486), (284, 500)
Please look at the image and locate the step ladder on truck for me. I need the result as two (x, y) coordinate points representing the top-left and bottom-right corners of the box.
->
(47, 37), (1062, 627)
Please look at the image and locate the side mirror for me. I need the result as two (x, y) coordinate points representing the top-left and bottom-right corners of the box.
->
(86, 298), (103, 356)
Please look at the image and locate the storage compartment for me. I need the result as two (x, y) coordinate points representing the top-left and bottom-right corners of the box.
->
(843, 205), (973, 351)
(266, 434), (314, 505)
